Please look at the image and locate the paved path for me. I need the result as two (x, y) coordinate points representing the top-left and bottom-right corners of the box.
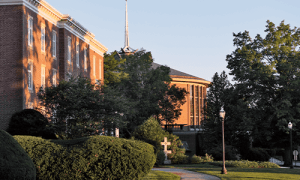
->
(152, 168), (220, 180)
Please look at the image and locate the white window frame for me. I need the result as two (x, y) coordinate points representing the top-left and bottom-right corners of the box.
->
(28, 16), (33, 47)
(76, 42), (80, 67)
(52, 69), (57, 87)
(41, 65), (46, 89)
(28, 61), (33, 90)
(52, 31), (56, 58)
(93, 55), (96, 77)
(41, 24), (45, 52)
(68, 36), (71, 63)
(84, 48), (87, 71)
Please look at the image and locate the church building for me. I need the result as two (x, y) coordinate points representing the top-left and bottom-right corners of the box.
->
(0, 0), (107, 130)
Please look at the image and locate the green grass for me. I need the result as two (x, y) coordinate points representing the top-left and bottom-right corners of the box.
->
(143, 170), (181, 180)
(162, 164), (300, 180)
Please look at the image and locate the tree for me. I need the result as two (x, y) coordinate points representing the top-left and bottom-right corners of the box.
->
(38, 76), (128, 139)
(109, 49), (187, 137)
(226, 20), (300, 165)
(104, 51), (128, 85)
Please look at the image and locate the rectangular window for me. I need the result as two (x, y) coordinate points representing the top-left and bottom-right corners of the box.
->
(53, 69), (57, 87)
(93, 55), (96, 77)
(76, 42), (80, 67)
(52, 31), (56, 58)
(28, 16), (33, 47)
(41, 25), (45, 52)
(28, 62), (33, 90)
(99, 59), (102, 80)
(41, 65), (45, 89)
(84, 48), (87, 71)
(190, 85), (194, 126)
(195, 86), (199, 126)
(68, 36), (71, 62)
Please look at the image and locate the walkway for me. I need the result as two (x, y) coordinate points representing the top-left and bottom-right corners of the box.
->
(152, 168), (220, 180)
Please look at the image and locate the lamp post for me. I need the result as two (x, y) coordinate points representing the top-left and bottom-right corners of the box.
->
(288, 122), (293, 169)
(220, 108), (227, 174)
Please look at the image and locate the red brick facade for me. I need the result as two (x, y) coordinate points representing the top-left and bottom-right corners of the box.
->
(0, 0), (107, 130)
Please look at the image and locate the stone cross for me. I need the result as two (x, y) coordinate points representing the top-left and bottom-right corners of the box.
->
(161, 137), (171, 161)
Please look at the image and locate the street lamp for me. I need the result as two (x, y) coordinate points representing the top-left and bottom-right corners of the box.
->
(220, 108), (227, 174)
(288, 122), (293, 169)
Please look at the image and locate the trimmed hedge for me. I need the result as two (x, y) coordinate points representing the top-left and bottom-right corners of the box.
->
(0, 130), (36, 180)
(14, 135), (156, 180)
(209, 160), (280, 168)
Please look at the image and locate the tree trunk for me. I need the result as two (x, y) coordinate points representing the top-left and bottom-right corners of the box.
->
(283, 147), (292, 166)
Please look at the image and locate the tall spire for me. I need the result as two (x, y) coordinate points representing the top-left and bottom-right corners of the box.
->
(121, 0), (137, 55)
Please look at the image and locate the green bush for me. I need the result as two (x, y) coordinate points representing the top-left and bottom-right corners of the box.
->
(14, 135), (156, 180)
(209, 160), (280, 168)
(0, 130), (36, 180)
(133, 117), (186, 164)
(191, 153), (214, 164)
(6, 109), (57, 139)
(208, 145), (237, 161)
(242, 148), (270, 161)
(156, 150), (166, 166)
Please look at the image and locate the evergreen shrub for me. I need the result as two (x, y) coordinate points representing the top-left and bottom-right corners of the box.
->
(242, 148), (270, 161)
(14, 135), (155, 180)
(191, 153), (214, 164)
(7, 109), (57, 139)
(0, 130), (36, 180)
(156, 150), (166, 165)
(209, 160), (280, 168)
(133, 117), (187, 164)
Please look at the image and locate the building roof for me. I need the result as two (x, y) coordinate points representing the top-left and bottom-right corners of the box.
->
(151, 62), (209, 81)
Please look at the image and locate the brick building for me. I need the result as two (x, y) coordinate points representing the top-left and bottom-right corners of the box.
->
(0, 0), (108, 130)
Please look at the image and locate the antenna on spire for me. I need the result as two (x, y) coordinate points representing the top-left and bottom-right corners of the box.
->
(121, 0), (137, 55)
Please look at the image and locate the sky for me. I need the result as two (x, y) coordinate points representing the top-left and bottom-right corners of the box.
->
(46, 0), (300, 82)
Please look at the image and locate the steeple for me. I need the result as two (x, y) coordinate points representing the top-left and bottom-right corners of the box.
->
(120, 0), (137, 55)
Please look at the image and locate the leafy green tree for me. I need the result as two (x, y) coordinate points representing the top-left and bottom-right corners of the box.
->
(111, 49), (187, 137)
(104, 51), (128, 85)
(226, 20), (300, 165)
(38, 76), (127, 139)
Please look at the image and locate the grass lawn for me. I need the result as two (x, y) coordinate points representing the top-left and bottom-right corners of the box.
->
(162, 164), (300, 180)
(143, 170), (180, 180)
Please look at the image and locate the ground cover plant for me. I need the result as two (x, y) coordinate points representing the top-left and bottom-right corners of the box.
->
(13, 135), (155, 180)
(162, 163), (300, 180)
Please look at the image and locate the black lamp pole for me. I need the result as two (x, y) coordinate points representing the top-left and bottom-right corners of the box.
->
(220, 108), (227, 174)
(288, 122), (293, 169)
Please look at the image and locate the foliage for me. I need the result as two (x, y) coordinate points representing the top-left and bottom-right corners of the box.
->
(104, 51), (128, 85)
(14, 135), (155, 180)
(0, 130), (36, 180)
(133, 117), (186, 164)
(190, 154), (214, 164)
(207, 145), (238, 161)
(38, 76), (128, 139)
(241, 148), (271, 161)
(156, 150), (166, 166)
(209, 160), (280, 168)
(6, 109), (57, 139)
(111, 49), (187, 137)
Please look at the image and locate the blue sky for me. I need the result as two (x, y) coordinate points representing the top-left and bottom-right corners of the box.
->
(47, 0), (300, 82)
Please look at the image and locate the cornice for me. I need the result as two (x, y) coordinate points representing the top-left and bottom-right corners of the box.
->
(171, 76), (211, 86)
(0, 0), (108, 56)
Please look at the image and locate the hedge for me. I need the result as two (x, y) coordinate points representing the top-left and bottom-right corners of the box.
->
(14, 135), (156, 180)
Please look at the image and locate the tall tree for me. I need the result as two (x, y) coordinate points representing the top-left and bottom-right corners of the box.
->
(226, 20), (300, 165)
(104, 51), (128, 85)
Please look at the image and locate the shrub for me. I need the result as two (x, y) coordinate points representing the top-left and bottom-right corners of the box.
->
(242, 148), (270, 161)
(14, 135), (155, 180)
(0, 130), (36, 180)
(190, 153), (214, 164)
(209, 160), (280, 168)
(133, 117), (186, 164)
(6, 109), (57, 139)
(207, 145), (237, 161)
(156, 150), (166, 166)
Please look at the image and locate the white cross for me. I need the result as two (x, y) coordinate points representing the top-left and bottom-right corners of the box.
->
(161, 137), (171, 160)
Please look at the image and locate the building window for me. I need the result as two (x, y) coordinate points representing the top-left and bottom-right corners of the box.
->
(28, 16), (33, 47)
(190, 85), (194, 126)
(53, 69), (57, 87)
(93, 55), (96, 77)
(195, 86), (199, 126)
(27, 102), (33, 109)
(84, 48), (87, 71)
(76, 42), (80, 67)
(99, 59), (102, 80)
(28, 62), (33, 90)
(41, 65), (45, 89)
(41, 25), (45, 52)
(68, 36), (71, 63)
(52, 31), (56, 58)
